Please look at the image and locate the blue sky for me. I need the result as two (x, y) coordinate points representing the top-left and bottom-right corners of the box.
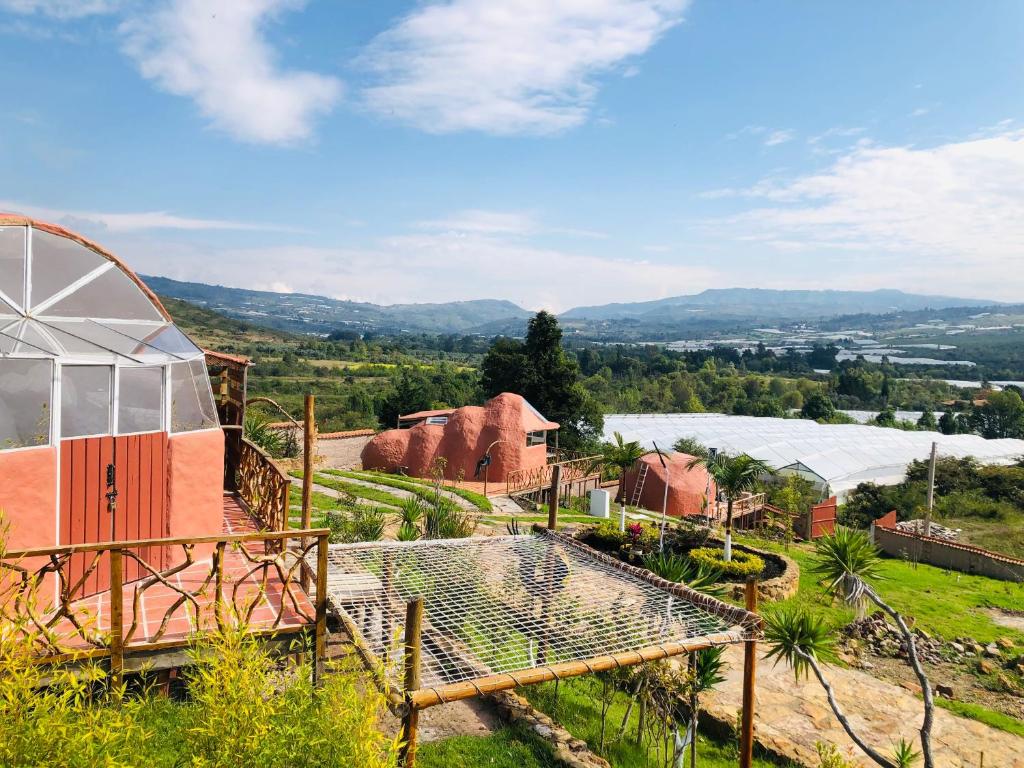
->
(2, 0), (1022, 311)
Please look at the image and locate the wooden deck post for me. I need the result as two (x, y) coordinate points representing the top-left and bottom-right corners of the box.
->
(739, 577), (758, 768)
(109, 549), (124, 688)
(400, 597), (424, 767)
(301, 393), (315, 590)
(547, 464), (562, 530)
(313, 532), (328, 688)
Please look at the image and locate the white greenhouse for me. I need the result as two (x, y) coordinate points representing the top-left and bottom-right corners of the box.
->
(603, 413), (1024, 500)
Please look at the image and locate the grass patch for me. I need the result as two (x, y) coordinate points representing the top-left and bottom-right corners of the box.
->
(932, 697), (1024, 737)
(524, 676), (794, 768)
(936, 512), (1024, 560)
(418, 723), (557, 768)
(343, 470), (494, 512)
(291, 471), (404, 508)
(738, 535), (1024, 645)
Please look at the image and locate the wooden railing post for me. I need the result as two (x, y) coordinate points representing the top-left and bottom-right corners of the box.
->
(739, 577), (759, 768)
(109, 549), (124, 688)
(547, 464), (562, 530)
(399, 597), (424, 767)
(214, 541), (226, 628)
(301, 394), (315, 591)
(313, 532), (328, 688)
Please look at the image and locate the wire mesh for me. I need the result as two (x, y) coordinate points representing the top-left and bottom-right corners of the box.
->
(320, 533), (752, 691)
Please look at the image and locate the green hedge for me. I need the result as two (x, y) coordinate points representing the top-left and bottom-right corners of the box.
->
(688, 547), (765, 579)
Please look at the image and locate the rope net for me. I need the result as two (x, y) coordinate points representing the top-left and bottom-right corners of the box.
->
(321, 531), (758, 692)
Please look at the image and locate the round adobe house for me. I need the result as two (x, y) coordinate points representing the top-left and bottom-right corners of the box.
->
(362, 392), (558, 483)
(622, 452), (713, 517)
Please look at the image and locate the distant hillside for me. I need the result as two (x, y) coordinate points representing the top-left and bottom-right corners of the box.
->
(145, 276), (533, 335)
(561, 288), (998, 322)
(159, 294), (295, 350)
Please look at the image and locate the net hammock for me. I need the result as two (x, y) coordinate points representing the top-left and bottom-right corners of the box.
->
(319, 530), (759, 693)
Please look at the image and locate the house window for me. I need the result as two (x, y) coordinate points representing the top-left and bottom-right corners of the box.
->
(425, 416), (449, 425)
(61, 365), (112, 438)
(527, 430), (546, 447)
(117, 366), (163, 434)
(0, 358), (51, 449)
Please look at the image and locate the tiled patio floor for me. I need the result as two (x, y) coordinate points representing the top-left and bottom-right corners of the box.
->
(50, 496), (314, 653)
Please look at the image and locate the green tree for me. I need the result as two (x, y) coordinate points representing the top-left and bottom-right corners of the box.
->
(801, 392), (836, 421)
(480, 311), (603, 450)
(916, 410), (937, 431)
(968, 389), (1024, 438)
(686, 453), (771, 561)
(937, 409), (959, 435)
(596, 432), (646, 531)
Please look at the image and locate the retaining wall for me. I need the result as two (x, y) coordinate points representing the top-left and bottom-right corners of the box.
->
(872, 517), (1024, 582)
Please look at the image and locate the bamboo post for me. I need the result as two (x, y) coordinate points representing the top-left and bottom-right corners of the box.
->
(313, 533), (329, 688)
(109, 549), (124, 688)
(214, 541), (226, 629)
(400, 598), (424, 767)
(547, 464), (562, 530)
(739, 577), (759, 768)
(301, 394), (315, 590)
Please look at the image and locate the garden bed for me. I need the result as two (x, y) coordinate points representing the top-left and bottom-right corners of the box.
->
(576, 522), (799, 603)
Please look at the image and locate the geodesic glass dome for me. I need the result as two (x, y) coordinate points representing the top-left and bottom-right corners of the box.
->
(0, 218), (218, 450)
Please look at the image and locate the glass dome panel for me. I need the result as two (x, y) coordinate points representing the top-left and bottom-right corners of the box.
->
(60, 364), (112, 438)
(41, 266), (163, 321)
(29, 229), (107, 310)
(117, 366), (163, 434)
(0, 226), (26, 309)
(170, 359), (218, 432)
(0, 358), (52, 449)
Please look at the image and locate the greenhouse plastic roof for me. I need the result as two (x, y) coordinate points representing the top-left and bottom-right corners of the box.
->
(603, 413), (1024, 497)
(0, 220), (202, 364)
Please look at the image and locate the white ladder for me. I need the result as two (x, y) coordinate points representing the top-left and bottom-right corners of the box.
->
(629, 462), (649, 507)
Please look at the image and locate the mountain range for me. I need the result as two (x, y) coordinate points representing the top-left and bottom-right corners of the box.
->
(145, 275), (999, 338)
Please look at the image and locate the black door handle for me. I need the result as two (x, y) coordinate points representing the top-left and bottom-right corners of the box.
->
(105, 463), (118, 512)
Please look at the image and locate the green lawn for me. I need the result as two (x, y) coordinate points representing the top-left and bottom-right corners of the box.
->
(418, 724), (558, 768)
(330, 469), (494, 512)
(291, 470), (405, 508)
(935, 512), (1024, 560)
(524, 676), (795, 768)
(740, 535), (1024, 646)
(932, 697), (1024, 737)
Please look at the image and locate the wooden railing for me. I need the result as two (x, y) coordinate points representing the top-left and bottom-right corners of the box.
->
(0, 528), (329, 680)
(506, 455), (602, 496)
(230, 432), (290, 532)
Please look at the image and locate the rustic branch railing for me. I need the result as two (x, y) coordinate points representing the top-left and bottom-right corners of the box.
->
(235, 436), (291, 532)
(0, 528), (329, 678)
(506, 455), (602, 496)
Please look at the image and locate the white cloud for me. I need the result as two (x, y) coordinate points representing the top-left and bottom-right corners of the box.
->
(358, 0), (687, 135)
(120, 0), (341, 145)
(910, 107), (930, 117)
(710, 130), (1024, 299)
(417, 209), (536, 235)
(764, 129), (794, 147)
(0, 0), (120, 18)
(0, 200), (288, 233)
(113, 225), (715, 312)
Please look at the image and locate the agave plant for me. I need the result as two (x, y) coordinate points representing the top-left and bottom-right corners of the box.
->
(641, 551), (725, 599)
(811, 527), (885, 617)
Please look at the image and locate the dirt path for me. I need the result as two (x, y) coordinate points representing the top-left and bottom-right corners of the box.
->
(704, 646), (1024, 767)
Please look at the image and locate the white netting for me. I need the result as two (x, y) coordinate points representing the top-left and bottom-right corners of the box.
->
(320, 532), (753, 691)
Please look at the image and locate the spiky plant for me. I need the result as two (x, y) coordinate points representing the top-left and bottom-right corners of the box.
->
(641, 551), (725, 599)
(811, 527), (885, 615)
(892, 738), (921, 768)
(686, 452), (771, 561)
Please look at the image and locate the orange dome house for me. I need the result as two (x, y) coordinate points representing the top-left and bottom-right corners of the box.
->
(362, 393), (558, 483)
(622, 452), (714, 518)
(0, 216), (223, 577)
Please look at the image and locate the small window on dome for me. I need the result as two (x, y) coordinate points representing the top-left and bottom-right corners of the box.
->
(61, 365), (112, 438)
(0, 359), (51, 449)
(117, 366), (163, 434)
(170, 359), (218, 432)
(527, 430), (546, 447)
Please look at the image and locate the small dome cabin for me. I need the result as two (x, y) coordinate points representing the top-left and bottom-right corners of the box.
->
(0, 216), (223, 557)
(362, 392), (558, 483)
(622, 452), (713, 518)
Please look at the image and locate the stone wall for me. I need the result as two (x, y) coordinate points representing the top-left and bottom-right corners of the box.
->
(718, 542), (800, 603)
(486, 690), (610, 768)
(873, 523), (1024, 582)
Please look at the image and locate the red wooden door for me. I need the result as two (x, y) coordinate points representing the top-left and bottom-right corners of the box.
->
(60, 432), (168, 597)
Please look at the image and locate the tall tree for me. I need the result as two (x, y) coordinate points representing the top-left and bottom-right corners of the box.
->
(480, 311), (603, 450)
(595, 432), (647, 531)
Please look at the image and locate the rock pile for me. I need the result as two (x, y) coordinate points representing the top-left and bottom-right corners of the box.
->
(844, 612), (951, 665)
(895, 518), (960, 540)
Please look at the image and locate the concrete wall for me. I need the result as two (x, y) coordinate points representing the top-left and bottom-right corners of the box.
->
(0, 445), (58, 550)
(873, 518), (1024, 582)
(166, 429), (225, 540)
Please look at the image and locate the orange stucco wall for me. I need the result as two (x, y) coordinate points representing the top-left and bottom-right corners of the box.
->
(166, 429), (224, 540)
(0, 445), (58, 551)
(623, 452), (713, 518)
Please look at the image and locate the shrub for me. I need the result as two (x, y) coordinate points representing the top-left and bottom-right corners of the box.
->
(326, 505), (386, 542)
(688, 547), (765, 579)
(424, 497), (478, 539)
(587, 520), (659, 554)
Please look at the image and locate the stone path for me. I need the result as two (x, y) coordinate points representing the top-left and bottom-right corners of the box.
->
(329, 471), (482, 514)
(704, 646), (1024, 767)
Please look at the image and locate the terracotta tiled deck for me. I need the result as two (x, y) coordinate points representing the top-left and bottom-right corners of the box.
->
(50, 496), (314, 654)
